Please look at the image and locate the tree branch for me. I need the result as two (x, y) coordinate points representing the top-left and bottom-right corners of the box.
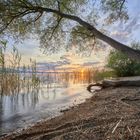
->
(34, 12), (43, 22)
(49, 17), (62, 39)
(1, 2), (140, 60)
(118, 0), (126, 17)
(35, 6), (140, 60)
(0, 9), (39, 33)
(120, 0), (126, 13)
(0, 17), (15, 33)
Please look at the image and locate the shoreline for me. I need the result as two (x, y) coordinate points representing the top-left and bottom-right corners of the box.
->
(1, 87), (140, 140)
(0, 84), (92, 137)
(0, 91), (93, 137)
(0, 96), (91, 139)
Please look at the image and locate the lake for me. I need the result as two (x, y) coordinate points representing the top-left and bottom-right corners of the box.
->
(0, 72), (94, 136)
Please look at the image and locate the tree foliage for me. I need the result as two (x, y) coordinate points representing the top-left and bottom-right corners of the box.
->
(107, 42), (140, 77)
(101, 0), (128, 23)
(0, 0), (140, 60)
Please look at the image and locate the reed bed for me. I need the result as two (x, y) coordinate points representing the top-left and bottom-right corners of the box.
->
(0, 41), (40, 96)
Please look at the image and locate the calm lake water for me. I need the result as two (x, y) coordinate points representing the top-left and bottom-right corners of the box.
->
(0, 72), (94, 136)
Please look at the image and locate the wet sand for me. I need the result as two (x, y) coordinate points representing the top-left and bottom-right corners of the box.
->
(1, 87), (140, 140)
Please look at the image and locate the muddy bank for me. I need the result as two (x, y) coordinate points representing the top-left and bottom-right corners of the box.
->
(1, 87), (140, 140)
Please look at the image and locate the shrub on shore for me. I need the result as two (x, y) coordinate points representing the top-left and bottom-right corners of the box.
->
(93, 69), (116, 82)
(107, 42), (140, 77)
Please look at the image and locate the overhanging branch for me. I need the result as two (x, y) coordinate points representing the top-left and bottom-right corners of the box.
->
(1, 2), (140, 61)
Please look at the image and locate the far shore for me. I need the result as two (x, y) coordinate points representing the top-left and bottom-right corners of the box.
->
(1, 86), (140, 140)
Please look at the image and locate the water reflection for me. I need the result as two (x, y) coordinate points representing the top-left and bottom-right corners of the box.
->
(0, 71), (93, 136)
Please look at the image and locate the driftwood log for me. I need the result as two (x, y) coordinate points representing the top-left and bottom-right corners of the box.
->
(87, 76), (140, 92)
(87, 83), (102, 92)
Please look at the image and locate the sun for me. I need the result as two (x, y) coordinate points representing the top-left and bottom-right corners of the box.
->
(81, 69), (84, 73)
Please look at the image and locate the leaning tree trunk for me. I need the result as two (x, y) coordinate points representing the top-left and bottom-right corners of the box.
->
(42, 7), (140, 61)
(2, 5), (140, 61)
(90, 27), (140, 61)
(73, 15), (140, 61)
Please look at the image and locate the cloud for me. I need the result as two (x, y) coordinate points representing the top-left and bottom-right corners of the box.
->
(36, 60), (100, 72)
(82, 62), (99, 66)
(111, 31), (129, 42)
(124, 16), (140, 33)
(19, 37), (40, 56)
(60, 55), (71, 64)
(35, 53), (100, 72)
(36, 57), (72, 71)
(110, 15), (140, 43)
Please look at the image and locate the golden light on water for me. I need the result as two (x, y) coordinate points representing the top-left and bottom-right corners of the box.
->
(81, 69), (84, 73)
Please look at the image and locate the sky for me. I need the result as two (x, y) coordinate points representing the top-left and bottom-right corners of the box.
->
(5, 0), (140, 72)
(110, 1), (140, 43)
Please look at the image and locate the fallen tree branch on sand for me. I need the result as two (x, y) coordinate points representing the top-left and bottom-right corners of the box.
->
(87, 76), (140, 92)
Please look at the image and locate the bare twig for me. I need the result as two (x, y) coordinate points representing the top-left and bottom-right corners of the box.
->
(127, 126), (132, 135)
(34, 12), (43, 22)
(120, 0), (126, 13)
(118, 0), (126, 17)
(112, 117), (122, 134)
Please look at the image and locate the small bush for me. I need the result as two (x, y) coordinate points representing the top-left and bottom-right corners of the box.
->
(107, 42), (140, 77)
(93, 69), (116, 82)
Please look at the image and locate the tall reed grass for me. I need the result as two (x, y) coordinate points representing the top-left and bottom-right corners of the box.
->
(0, 41), (40, 95)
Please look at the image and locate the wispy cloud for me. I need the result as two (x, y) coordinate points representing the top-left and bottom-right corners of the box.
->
(35, 53), (101, 72)
(110, 14), (140, 44)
